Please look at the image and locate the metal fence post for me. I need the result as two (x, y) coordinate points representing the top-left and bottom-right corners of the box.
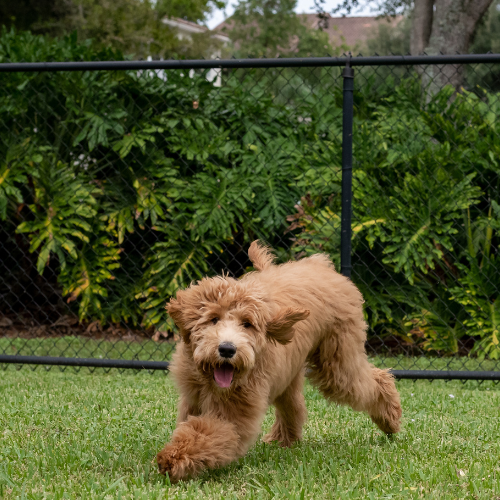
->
(341, 57), (354, 278)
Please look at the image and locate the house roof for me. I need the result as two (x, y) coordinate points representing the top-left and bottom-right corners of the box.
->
(162, 17), (231, 43)
(215, 14), (403, 50)
(300, 14), (403, 49)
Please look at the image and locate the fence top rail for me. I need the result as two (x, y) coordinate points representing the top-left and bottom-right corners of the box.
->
(1, 53), (500, 72)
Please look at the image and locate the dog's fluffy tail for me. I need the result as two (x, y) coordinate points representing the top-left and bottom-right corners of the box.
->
(248, 240), (275, 271)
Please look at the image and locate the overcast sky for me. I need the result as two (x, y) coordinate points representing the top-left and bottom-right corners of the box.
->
(206, 0), (375, 29)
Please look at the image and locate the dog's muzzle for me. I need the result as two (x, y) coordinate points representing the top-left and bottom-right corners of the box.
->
(214, 343), (236, 388)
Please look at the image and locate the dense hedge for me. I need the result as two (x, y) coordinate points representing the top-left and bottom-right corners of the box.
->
(1, 30), (499, 358)
(0, 29), (340, 333)
(292, 79), (500, 359)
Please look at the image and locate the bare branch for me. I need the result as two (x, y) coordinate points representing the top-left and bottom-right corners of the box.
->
(465, 0), (494, 35)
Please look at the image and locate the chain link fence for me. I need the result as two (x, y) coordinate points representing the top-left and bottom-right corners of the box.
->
(1, 55), (500, 379)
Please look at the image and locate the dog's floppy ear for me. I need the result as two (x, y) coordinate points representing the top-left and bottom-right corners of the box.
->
(266, 307), (310, 345)
(166, 291), (192, 344)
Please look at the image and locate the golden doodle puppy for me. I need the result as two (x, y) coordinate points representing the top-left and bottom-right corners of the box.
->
(157, 241), (402, 481)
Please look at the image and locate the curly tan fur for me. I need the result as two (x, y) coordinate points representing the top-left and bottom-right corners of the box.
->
(157, 241), (402, 481)
(248, 240), (275, 271)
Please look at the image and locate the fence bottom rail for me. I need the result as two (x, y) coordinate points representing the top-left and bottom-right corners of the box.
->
(390, 370), (500, 381)
(0, 355), (169, 370)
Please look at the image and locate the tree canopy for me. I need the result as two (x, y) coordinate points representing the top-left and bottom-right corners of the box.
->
(0, 0), (226, 58)
(222, 0), (335, 58)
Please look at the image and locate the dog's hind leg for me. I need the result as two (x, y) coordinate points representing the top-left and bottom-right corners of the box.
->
(263, 371), (306, 447)
(308, 322), (402, 434)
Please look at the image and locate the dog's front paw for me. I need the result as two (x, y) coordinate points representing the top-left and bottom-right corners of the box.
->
(157, 444), (193, 482)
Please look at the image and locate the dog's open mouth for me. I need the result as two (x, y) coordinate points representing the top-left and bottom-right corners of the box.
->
(213, 363), (234, 388)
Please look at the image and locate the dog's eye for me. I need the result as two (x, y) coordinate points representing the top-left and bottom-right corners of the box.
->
(211, 317), (219, 325)
(243, 322), (253, 329)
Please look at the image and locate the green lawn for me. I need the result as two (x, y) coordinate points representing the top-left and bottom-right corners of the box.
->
(0, 367), (499, 499)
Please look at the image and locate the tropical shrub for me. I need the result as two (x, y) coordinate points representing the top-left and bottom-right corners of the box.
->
(290, 80), (500, 359)
(0, 29), (337, 333)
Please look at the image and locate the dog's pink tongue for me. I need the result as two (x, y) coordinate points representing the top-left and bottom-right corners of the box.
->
(214, 364), (234, 388)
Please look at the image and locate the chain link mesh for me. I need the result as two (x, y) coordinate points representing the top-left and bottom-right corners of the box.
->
(1, 58), (499, 375)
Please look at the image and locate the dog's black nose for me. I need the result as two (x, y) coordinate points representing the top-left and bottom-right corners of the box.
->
(218, 342), (236, 358)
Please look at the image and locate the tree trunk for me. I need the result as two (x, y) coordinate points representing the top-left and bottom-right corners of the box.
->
(422, 0), (493, 91)
(410, 0), (434, 55)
